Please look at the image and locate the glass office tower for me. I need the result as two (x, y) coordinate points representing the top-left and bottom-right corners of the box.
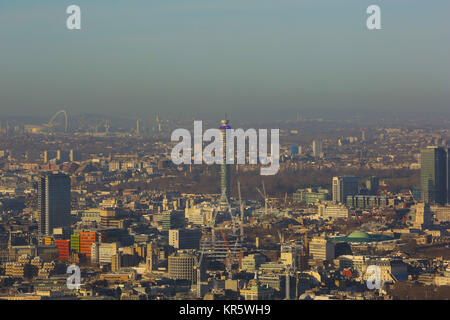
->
(38, 172), (71, 235)
(420, 146), (447, 205)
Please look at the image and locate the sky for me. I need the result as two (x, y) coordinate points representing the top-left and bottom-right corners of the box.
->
(0, 0), (449, 121)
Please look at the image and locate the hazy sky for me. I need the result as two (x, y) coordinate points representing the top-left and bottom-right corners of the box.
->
(1, 0), (449, 120)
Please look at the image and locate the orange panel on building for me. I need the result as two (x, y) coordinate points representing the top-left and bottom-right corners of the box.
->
(79, 232), (96, 258)
(44, 237), (53, 246)
(55, 239), (70, 261)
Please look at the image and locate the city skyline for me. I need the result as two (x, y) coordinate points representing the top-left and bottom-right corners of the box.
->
(0, 0), (450, 304)
(0, 111), (449, 301)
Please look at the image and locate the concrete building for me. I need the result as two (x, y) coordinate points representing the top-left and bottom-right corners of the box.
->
(185, 202), (217, 226)
(91, 242), (99, 265)
(337, 255), (366, 277)
(161, 210), (185, 231)
(431, 205), (450, 223)
(169, 228), (202, 249)
(100, 208), (123, 229)
(111, 253), (122, 272)
(69, 149), (81, 162)
(318, 204), (350, 220)
(168, 250), (196, 282)
(99, 242), (118, 265)
(5, 262), (34, 278)
(312, 140), (323, 158)
(346, 195), (388, 209)
(413, 203), (433, 229)
(240, 283), (273, 300)
(293, 188), (329, 204)
(81, 208), (103, 223)
(332, 176), (359, 204)
(362, 258), (408, 283)
(309, 237), (335, 262)
(241, 254), (267, 272)
(146, 242), (157, 272)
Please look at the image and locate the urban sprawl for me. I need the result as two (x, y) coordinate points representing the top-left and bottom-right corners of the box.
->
(0, 113), (449, 300)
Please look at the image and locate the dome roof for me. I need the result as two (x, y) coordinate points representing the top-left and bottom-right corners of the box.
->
(348, 231), (370, 239)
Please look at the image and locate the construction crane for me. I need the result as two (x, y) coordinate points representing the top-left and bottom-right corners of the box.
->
(374, 188), (380, 213)
(237, 181), (245, 268)
(208, 196), (225, 248)
(194, 243), (205, 298)
(223, 194), (244, 272)
(237, 181), (244, 243)
(387, 270), (398, 284)
(222, 231), (232, 274)
(195, 199), (227, 298)
(198, 198), (222, 287)
(263, 182), (268, 213)
(300, 231), (309, 271)
(256, 182), (269, 216)
(304, 231), (308, 255)
(277, 229), (284, 244)
(223, 195), (239, 239)
(277, 229), (295, 300)
(402, 191), (408, 209)
(409, 189), (418, 204)
(374, 187), (388, 218)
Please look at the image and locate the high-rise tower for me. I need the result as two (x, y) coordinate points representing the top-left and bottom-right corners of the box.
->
(332, 176), (359, 204)
(219, 116), (231, 204)
(155, 113), (162, 133)
(38, 173), (71, 235)
(136, 119), (141, 136)
(420, 146), (448, 205)
(312, 140), (323, 158)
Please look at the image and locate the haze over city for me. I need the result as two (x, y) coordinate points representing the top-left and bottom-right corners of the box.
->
(1, 0), (450, 120)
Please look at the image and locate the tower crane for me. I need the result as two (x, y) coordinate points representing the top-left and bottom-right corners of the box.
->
(194, 244), (205, 298)
(256, 182), (270, 216)
(223, 193), (244, 272)
(237, 181), (245, 267)
(222, 231), (232, 274)
(278, 229), (295, 300)
(409, 189), (418, 204)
